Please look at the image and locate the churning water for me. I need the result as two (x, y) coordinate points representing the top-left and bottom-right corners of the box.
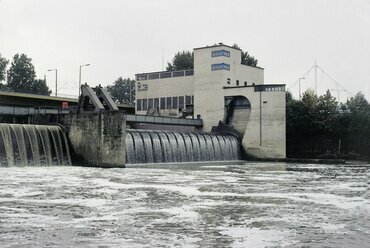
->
(125, 129), (240, 164)
(0, 124), (71, 166)
(0, 162), (369, 247)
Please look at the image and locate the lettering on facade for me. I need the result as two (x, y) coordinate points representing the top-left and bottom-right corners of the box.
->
(137, 82), (148, 91)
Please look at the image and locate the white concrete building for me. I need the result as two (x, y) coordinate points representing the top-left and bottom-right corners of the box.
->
(135, 44), (286, 158)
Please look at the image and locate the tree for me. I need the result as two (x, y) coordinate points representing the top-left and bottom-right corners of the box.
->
(316, 90), (338, 134)
(346, 92), (369, 113)
(7, 53), (36, 93)
(30, 79), (52, 96)
(0, 53), (8, 82)
(232, 44), (258, 67)
(166, 51), (194, 71)
(105, 77), (135, 104)
(5, 53), (51, 95)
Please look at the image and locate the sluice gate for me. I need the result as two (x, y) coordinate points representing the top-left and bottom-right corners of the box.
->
(126, 129), (240, 164)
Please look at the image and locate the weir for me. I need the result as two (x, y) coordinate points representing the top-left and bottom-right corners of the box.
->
(126, 129), (240, 164)
(0, 123), (71, 166)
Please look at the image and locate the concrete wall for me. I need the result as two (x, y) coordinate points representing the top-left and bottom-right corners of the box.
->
(68, 112), (126, 167)
(224, 88), (286, 158)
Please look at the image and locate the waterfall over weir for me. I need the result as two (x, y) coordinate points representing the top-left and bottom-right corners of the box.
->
(126, 129), (240, 164)
(0, 124), (71, 166)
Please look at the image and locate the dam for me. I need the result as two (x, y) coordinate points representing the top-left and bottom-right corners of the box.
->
(0, 43), (287, 167)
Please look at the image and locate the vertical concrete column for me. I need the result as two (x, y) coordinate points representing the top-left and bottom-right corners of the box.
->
(68, 112), (126, 167)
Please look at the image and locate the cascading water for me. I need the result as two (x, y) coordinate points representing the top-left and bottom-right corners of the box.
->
(0, 124), (71, 166)
(125, 129), (240, 164)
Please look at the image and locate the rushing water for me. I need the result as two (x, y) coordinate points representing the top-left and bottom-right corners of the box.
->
(0, 162), (369, 247)
(125, 130), (240, 164)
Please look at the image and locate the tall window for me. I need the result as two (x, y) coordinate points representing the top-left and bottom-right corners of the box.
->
(172, 96), (178, 109)
(211, 50), (230, 57)
(211, 63), (230, 71)
(137, 99), (142, 111)
(160, 97), (165, 109)
(143, 99), (148, 111)
(179, 96), (184, 108)
(148, 98), (153, 109)
(166, 97), (172, 109)
(154, 98), (159, 108)
(185, 95), (191, 105)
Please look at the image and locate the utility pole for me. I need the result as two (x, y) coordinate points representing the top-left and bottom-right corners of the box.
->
(299, 77), (305, 100)
(314, 59), (318, 95)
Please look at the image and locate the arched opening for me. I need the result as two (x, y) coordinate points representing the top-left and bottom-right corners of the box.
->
(224, 96), (251, 136)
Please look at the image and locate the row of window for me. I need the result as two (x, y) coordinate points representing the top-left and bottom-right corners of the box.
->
(254, 85), (286, 92)
(227, 78), (248, 86)
(137, 95), (194, 111)
(211, 63), (230, 71)
(211, 50), (230, 57)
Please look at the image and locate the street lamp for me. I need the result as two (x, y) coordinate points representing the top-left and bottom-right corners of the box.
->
(79, 64), (90, 97)
(299, 77), (305, 100)
(48, 69), (57, 97)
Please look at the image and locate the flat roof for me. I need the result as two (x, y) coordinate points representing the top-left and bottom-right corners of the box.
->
(223, 84), (286, 89)
(193, 43), (241, 51)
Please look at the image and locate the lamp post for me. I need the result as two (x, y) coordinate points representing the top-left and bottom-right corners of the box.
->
(299, 77), (305, 100)
(48, 69), (57, 97)
(330, 89), (346, 103)
(79, 64), (90, 97)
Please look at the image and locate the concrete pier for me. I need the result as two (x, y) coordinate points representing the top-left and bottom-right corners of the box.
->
(68, 112), (126, 167)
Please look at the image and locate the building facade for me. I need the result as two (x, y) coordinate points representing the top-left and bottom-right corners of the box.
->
(135, 44), (286, 158)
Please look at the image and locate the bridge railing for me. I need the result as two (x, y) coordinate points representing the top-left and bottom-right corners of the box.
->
(126, 114), (203, 127)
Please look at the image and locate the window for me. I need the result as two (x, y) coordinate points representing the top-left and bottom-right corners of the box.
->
(211, 63), (230, 71)
(191, 95), (194, 105)
(166, 97), (172, 109)
(186, 95), (191, 105)
(244, 81), (247, 86)
(227, 78), (231, 85)
(211, 50), (230, 57)
(143, 99), (148, 111)
(137, 99), (142, 111)
(154, 98), (159, 108)
(236, 80), (239, 86)
(172, 96), (178, 109)
(160, 97), (166, 109)
(148, 98), (153, 109)
(179, 96), (184, 108)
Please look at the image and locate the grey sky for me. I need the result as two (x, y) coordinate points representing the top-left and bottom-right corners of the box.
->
(0, 0), (369, 100)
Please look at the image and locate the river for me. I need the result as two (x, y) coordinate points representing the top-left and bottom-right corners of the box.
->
(0, 162), (369, 247)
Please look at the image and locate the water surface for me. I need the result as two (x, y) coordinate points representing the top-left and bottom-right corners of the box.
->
(0, 162), (369, 247)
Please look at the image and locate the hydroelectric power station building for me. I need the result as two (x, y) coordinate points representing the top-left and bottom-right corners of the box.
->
(135, 44), (286, 158)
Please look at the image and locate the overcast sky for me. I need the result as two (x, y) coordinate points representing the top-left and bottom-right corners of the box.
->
(0, 0), (369, 100)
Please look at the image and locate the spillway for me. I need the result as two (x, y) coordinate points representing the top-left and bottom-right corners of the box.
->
(125, 129), (240, 164)
(0, 124), (71, 166)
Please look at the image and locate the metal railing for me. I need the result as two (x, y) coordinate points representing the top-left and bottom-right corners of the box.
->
(136, 69), (194, 81)
(126, 114), (202, 127)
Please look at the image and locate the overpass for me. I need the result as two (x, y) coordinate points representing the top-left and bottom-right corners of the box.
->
(0, 91), (135, 112)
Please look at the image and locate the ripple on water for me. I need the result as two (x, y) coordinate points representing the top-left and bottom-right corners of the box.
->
(0, 162), (369, 247)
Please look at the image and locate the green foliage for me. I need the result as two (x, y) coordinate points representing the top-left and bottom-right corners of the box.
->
(30, 79), (52, 96)
(166, 51), (194, 71)
(232, 44), (258, 67)
(7, 54), (36, 92)
(286, 89), (370, 160)
(346, 92), (369, 113)
(0, 53), (8, 82)
(105, 77), (135, 104)
(4, 53), (51, 95)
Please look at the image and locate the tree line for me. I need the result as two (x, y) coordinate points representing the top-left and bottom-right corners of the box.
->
(287, 89), (370, 160)
(0, 53), (51, 95)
